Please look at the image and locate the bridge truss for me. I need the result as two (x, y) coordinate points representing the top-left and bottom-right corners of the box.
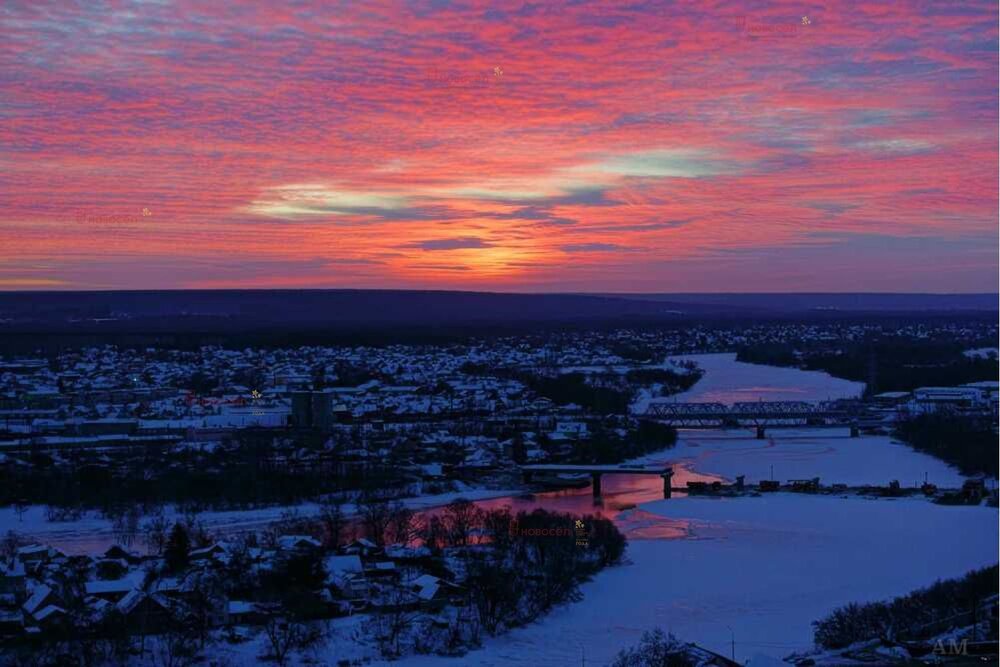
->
(642, 400), (861, 428)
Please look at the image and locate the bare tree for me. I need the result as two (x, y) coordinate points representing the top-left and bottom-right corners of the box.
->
(222, 535), (259, 592)
(358, 494), (393, 546)
(45, 503), (84, 522)
(113, 503), (142, 547)
(610, 629), (692, 667)
(366, 585), (420, 658)
(181, 570), (225, 648)
(442, 601), (482, 655)
(143, 510), (170, 555)
(482, 507), (515, 553)
(318, 497), (347, 549)
(387, 502), (422, 545)
(14, 499), (29, 523)
(420, 515), (448, 553)
(261, 613), (322, 666)
(444, 498), (482, 547)
(181, 509), (213, 548)
(466, 554), (521, 634)
(151, 622), (199, 667)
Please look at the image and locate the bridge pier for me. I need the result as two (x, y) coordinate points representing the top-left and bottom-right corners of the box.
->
(849, 424), (860, 438)
(519, 464), (676, 501)
(661, 469), (674, 499)
(755, 426), (766, 440)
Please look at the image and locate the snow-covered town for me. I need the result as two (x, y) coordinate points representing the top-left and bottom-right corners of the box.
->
(1, 320), (996, 450)
(0, 318), (996, 665)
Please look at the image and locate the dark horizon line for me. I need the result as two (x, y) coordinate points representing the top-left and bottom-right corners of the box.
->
(2, 288), (997, 297)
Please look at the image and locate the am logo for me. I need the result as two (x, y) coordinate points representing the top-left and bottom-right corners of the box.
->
(932, 638), (967, 656)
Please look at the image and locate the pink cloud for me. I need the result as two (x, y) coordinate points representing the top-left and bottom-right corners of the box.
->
(0, 0), (996, 291)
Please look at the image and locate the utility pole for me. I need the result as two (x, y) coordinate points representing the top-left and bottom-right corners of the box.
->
(726, 625), (735, 661)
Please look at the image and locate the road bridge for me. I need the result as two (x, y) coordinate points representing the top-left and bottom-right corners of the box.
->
(521, 463), (674, 498)
(642, 400), (864, 438)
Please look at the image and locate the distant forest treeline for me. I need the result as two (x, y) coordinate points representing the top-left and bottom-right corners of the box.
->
(894, 412), (998, 477)
(0, 431), (404, 514)
(0, 304), (995, 354)
(460, 363), (702, 416)
(813, 565), (998, 649)
(738, 339), (997, 393)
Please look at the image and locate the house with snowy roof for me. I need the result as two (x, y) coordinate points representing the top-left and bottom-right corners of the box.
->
(551, 421), (588, 441)
(343, 538), (379, 557)
(0, 560), (27, 601)
(16, 544), (61, 565)
(911, 386), (988, 413)
(384, 544), (432, 561)
(325, 554), (368, 600)
(85, 572), (144, 602)
(21, 584), (61, 621)
(408, 574), (465, 609)
(189, 543), (227, 561)
(102, 545), (141, 565)
(116, 590), (175, 633)
(276, 535), (322, 553)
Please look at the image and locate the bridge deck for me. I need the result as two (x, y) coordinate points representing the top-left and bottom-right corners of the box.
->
(521, 464), (670, 475)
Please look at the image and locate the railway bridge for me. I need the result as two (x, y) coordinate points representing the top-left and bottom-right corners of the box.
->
(642, 399), (865, 438)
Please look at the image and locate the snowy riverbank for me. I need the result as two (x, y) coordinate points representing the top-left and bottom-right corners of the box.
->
(0, 483), (522, 555)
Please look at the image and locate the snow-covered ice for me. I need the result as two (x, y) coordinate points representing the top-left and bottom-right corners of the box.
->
(402, 495), (995, 666)
(667, 353), (863, 403)
(661, 428), (970, 488)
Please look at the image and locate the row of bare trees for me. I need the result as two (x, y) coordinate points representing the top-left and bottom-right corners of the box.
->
(361, 501), (627, 658)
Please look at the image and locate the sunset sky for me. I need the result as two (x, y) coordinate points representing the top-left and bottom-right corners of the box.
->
(1, 1), (997, 292)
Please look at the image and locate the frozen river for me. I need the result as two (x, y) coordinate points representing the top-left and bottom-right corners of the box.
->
(668, 352), (865, 403)
(396, 353), (997, 666)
